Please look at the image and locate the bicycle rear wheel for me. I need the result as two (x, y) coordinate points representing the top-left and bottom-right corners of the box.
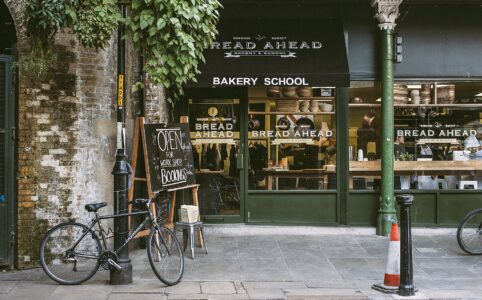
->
(457, 208), (482, 255)
(39, 222), (101, 284)
(147, 226), (184, 285)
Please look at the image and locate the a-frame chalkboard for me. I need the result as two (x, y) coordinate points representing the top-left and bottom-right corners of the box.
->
(128, 117), (204, 248)
(144, 123), (196, 193)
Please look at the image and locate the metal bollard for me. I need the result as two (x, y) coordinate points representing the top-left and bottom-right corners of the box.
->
(396, 194), (416, 296)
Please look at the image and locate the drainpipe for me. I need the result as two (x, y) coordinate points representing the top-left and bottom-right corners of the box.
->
(371, 0), (403, 236)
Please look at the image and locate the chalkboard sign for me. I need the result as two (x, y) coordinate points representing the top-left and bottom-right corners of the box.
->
(144, 123), (196, 193)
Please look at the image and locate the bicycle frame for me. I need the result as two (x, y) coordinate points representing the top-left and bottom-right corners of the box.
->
(69, 200), (160, 259)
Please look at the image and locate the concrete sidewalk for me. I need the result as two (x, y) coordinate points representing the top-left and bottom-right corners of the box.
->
(1, 226), (481, 300)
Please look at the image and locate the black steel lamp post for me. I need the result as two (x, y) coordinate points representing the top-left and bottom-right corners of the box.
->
(110, 1), (133, 285)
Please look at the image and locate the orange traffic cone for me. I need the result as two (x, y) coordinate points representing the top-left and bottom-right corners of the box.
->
(372, 223), (400, 293)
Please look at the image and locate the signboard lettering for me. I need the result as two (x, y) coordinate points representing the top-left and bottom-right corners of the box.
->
(144, 124), (196, 192)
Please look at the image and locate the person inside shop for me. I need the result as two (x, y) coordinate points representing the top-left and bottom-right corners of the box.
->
(394, 135), (407, 160)
(394, 136), (410, 189)
(464, 127), (482, 159)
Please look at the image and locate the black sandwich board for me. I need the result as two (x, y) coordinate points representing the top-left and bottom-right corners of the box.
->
(144, 123), (196, 193)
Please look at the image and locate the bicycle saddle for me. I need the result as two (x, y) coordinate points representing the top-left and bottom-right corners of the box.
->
(85, 202), (108, 212)
(133, 198), (149, 205)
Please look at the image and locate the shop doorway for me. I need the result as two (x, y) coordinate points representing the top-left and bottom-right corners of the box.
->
(184, 88), (247, 223)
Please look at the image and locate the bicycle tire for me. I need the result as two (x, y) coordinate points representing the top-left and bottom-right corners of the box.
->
(147, 226), (184, 286)
(457, 208), (482, 255)
(39, 222), (101, 285)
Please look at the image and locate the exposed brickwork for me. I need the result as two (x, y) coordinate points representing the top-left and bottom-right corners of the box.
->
(4, 0), (167, 269)
(144, 75), (169, 124)
(15, 32), (119, 268)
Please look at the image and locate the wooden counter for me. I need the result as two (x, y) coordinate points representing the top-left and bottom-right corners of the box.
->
(350, 160), (482, 176)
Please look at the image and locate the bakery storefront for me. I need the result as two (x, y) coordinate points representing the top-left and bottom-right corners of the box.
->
(177, 2), (482, 226)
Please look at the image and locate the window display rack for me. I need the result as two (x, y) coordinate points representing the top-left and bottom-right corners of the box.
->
(349, 103), (482, 108)
(248, 111), (335, 115)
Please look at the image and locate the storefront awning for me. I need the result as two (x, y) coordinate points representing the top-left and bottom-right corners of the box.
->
(191, 18), (349, 87)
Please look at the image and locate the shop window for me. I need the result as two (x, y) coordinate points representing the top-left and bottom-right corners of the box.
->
(248, 87), (337, 191)
(349, 81), (482, 191)
(189, 99), (241, 216)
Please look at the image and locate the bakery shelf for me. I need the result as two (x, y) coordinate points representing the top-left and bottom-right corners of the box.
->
(248, 111), (335, 115)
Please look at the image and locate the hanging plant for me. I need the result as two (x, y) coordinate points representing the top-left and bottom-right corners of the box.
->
(127, 0), (222, 105)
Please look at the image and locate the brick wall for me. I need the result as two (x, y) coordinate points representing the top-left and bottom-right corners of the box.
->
(3, 0), (168, 268)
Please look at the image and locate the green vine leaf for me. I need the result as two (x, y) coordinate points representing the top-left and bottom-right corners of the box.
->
(128, 0), (222, 105)
(25, 0), (222, 107)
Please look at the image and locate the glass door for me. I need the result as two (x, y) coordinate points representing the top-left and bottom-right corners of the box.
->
(187, 93), (246, 221)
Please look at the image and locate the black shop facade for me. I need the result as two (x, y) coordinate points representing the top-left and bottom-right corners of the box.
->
(176, 2), (482, 227)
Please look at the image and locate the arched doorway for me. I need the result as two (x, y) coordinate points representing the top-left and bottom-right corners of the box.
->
(0, 0), (16, 268)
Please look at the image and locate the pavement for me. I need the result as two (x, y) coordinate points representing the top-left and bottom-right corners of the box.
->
(1, 225), (481, 300)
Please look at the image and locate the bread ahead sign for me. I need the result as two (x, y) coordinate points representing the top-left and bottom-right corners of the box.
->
(192, 19), (349, 87)
(212, 35), (323, 59)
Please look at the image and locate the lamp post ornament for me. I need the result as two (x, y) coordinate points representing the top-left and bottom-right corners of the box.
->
(371, 0), (403, 236)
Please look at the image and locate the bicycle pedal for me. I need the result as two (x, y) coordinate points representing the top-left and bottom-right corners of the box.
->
(107, 259), (122, 270)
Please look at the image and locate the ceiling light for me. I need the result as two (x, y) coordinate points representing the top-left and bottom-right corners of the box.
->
(475, 92), (482, 97)
(376, 98), (381, 102)
(407, 85), (421, 89)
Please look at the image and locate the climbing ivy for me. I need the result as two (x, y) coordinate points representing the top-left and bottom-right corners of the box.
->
(127, 0), (222, 104)
(25, 0), (222, 105)
(26, 0), (119, 50)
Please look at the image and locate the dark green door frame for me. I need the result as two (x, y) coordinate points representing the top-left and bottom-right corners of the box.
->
(182, 88), (248, 223)
(336, 87), (349, 225)
(0, 55), (15, 268)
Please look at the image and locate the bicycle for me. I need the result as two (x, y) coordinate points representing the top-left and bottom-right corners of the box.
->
(39, 197), (184, 285)
(456, 208), (482, 255)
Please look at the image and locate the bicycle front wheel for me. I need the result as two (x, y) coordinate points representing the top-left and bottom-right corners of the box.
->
(147, 226), (184, 286)
(39, 222), (101, 285)
(457, 208), (482, 255)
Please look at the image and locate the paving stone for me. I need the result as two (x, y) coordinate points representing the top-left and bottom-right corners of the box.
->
(166, 281), (201, 294)
(50, 287), (111, 300)
(285, 288), (368, 299)
(108, 294), (167, 300)
(208, 294), (249, 300)
(167, 294), (209, 300)
(110, 280), (165, 293)
(319, 236), (361, 248)
(201, 281), (236, 294)
(303, 280), (356, 289)
(322, 246), (370, 258)
(0, 281), (17, 294)
(2, 284), (56, 300)
(422, 289), (482, 299)
(246, 288), (285, 300)
(242, 270), (293, 281)
(234, 281), (247, 293)
(420, 267), (478, 279)
(391, 292), (429, 300)
(242, 281), (306, 290)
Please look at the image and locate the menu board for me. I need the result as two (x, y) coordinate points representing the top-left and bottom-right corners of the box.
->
(144, 123), (196, 192)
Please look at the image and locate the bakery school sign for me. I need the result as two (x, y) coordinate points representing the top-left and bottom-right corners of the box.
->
(192, 19), (349, 87)
(144, 123), (196, 193)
